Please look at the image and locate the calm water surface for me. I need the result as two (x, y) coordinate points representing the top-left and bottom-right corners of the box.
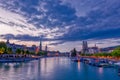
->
(0, 57), (120, 80)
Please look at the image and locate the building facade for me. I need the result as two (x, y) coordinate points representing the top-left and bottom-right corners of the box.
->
(82, 41), (89, 54)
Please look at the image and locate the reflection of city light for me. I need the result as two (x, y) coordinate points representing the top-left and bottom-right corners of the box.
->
(78, 62), (80, 71)
(98, 68), (103, 74)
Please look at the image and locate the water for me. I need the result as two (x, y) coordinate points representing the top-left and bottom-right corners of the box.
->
(0, 57), (120, 80)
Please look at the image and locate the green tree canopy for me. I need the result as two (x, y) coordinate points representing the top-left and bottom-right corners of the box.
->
(16, 48), (22, 54)
(26, 50), (30, 54)
(0, 41), (7, 49)
(38, 51), (47, 56)
(0, 41), (7, 54)
(111, 47), (120, 57)
(7, 47), (12, 54)
(0, 47), (5, 54)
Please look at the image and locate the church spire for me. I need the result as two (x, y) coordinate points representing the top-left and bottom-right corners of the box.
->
(45, 44), (48, 52)
(95, 43), (96, 47)
(39, 37), (42, 51)
(6, 39), (10, 44)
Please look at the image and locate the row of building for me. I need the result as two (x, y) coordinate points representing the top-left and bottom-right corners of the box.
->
(6, 39), (61, 56)
(6, 39), (47, 54)
(6, 38), (113, 55)
(82, 41), (100, 54)
(81, 41), (114, 54)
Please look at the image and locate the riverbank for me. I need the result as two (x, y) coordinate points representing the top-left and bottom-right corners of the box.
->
(0, 57), (120, 80)
(0, 54), (41, 63)
(80, 56), (120, 62)
(71, 56), (120, 67)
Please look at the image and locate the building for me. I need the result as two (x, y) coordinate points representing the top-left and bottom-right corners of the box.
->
(82, 41), (89, 54)
(6, 39), (25, 53)
(47, 51), (60, 57)
(6, 39), (37, 53)
(81, 41), (100, 54)
(45, 45), (48, 52)
(39, 38), (42, 51)
(88, 44), (99, 54)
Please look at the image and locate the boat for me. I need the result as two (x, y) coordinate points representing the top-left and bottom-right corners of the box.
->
(98, 63), (110, 67)
(71, 57), (80, 62)
(114, 62), (120, 66)
(118, 67), (120, 76)
(0, 57), (34, 63)
(74, 59), (80, 62)
(92, 59), (111, 67)
(88, 59), (95, 65)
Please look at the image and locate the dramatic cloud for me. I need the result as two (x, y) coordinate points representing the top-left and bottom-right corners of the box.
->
(59, 0), (120, 41)
(0, 0), (120, 51)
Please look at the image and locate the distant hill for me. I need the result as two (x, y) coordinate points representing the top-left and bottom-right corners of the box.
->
(101, 45), (120, 52)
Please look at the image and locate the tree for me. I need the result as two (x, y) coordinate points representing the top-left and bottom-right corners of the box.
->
(0, 41), (7, 54)
(16, 48), (22, 54)
(38, 51), (47, 56)
(111, 47), (120, 58)
(26, 50), (30, 55)
(7, 47), (12, 54)
(30, 52), (35, 55)
(21, 49), (25, 54)
(71, 48), (77, 57)
(0, 41), (7, 49)
(0, 47), (5, 54)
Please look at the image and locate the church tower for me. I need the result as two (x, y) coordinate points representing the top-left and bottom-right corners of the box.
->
(82, 41), (88, 54)
(6, 39), (10, 44)
(45, 44), (48, 52)
(39, 37), (42, 51)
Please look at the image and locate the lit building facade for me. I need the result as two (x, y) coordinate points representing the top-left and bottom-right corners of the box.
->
(39, 38), (42, 51)
(82, 41), (89, 54)
(6, 39), (37, 53)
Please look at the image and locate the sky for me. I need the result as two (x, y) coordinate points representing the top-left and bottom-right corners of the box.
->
(0, 0), (120, 52)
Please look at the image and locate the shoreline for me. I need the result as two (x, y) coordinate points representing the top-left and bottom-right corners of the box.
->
(0, 54), (41, 63)
(79, 56), (120, 62)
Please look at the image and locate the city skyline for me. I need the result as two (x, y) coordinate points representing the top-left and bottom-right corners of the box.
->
(0, 0), (120, 52)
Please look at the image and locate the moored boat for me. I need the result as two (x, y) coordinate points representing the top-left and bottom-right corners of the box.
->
(118, 68), (120, 76)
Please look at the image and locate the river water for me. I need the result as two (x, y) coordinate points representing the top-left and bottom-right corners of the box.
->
(0, 57), (120, 80)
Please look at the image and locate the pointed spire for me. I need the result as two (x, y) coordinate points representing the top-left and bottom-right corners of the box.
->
(95, 43), (97, 47)
(6, 39), (9, 44)
(95, 43), (96, 47)
(45, 44), (48, 52)
(39, 36), (42, 51)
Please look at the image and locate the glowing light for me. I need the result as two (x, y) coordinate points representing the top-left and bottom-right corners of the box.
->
(98, 68), (103, 74)
(78, 62), (81, 71)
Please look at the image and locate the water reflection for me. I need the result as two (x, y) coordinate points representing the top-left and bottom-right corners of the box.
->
(0, 63), (3, 69)
(37, 59), (41, 80)
(99, 68), (103, 74)
(0, 57), (119, 80)
(4, 63), (11, 71)
(77, 62), (80, 71)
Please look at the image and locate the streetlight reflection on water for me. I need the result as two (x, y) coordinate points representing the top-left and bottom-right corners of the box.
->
(77, 62), (81, 71)
(98, 67), (103, 74)
(0, 57), (120, 80)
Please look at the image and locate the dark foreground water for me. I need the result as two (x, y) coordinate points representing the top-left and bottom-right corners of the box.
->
(0, 57), (120, 80)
